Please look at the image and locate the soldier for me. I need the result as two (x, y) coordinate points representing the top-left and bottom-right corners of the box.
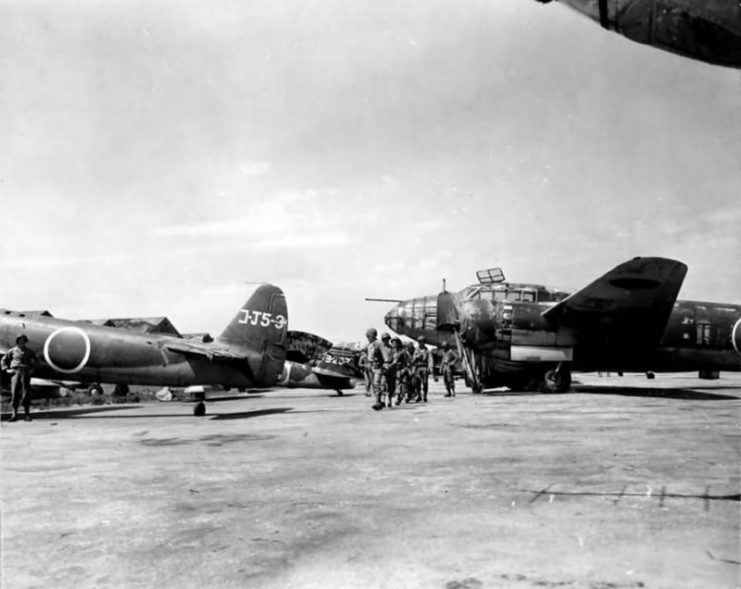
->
(391, 338), (412, 404)
(411, 336), (434, 403)
(358, 349), (371, 396)
(2, 334), (38, 422)
(380, 332), (394, 406)
(365, 328), (390, 410)
(440, 342), (459, 397)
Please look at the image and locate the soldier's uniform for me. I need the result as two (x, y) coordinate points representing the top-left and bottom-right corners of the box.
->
(358, 350), (371, 397)
(411, 337), (434, 403)
(380, 333), (395, 406)
(365, 328), (390, 409)
(391, 339), (412, 404)
(2, 335), (37, 421)
(440, 343), (459, 397)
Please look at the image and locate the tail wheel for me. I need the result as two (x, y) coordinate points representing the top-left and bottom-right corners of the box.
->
(540, 367), (572, 394)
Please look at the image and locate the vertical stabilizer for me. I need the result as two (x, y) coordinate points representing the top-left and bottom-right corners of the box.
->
(220, 284), (288, 386)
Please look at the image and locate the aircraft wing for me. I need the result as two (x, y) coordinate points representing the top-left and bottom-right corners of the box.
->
(542, 257), (688, 349)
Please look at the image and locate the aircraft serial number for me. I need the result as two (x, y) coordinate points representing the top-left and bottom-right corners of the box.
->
(322, 354), (353, 366)
(238, 310), (287, 329)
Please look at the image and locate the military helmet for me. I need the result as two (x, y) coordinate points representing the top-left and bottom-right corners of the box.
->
(380, 332), (390, 340)
(417, 335), (426, 343)
(390, 337), (401, 345)
(16, 334), (29, 344)
(365, 327), (377, 338)
(442, 342), (450, 350)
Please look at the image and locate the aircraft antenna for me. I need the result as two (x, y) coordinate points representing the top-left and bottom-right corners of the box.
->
(365, 298), (403, 303)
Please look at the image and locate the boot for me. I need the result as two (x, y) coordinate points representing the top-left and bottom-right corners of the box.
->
(9, 410), (18, 422)
(24, 411), (32, 422)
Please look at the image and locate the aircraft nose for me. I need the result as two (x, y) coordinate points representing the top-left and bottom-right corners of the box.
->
(384, 302), (404, 332)
(384, 296), (438, 334)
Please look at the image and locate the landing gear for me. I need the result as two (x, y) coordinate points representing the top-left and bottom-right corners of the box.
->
(193, 401), (206, 416)
(453, 331), (482, 394)
(88, 384), (103, 396)
(646, 371), (656, 380)
(335, 389), (344, 396)
(540, 365), (572, 394)
(464, 374), (483, 394)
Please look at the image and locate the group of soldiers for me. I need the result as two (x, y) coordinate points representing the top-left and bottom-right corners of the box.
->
(361, 327), (459, 410)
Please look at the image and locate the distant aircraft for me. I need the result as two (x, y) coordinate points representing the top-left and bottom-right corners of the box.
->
(534, 0), (741, 69)
(0, 284), (288, 415)
(277, 331), (358, 394)
(375, 257), (741, 393)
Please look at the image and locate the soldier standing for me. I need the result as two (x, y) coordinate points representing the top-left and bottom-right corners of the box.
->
(365, 328), (390, 410)
(380, 332), (394, 406)
(2, 334), (37, 422)
(358, 349), (371, 396)
(440, 342), (459, 397)
(411, 336), (434, 403)
(391, 338), (412, 404)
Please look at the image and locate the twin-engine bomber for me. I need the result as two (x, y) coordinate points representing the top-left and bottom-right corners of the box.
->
(1, 284), (288, 415)
(379, 257), (741, 393)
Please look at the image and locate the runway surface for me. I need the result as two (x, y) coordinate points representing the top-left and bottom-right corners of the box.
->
(2, 373), (740, 588)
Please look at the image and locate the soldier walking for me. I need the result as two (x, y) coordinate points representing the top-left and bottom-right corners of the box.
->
(399, 342), (416, 403)
(411, 336), (434, 403)
(364, 328), (390, 410)
(358, 349), (371, 396)
(380, 333), (394, 407)
(440, 342), (459, 397)
(2, 334), (37, 422)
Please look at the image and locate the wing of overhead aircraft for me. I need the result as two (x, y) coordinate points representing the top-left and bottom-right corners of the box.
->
(542, 256), (688, 350)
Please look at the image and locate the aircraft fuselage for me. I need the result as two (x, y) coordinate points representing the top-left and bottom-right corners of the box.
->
(384, 290), (741, 378)
(1, 311), (265, 389)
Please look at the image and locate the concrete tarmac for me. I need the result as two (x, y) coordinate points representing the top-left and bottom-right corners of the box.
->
(1, 373), (740, 589)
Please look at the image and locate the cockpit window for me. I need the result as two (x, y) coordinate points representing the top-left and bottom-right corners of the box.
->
(461, 286), (481, 300)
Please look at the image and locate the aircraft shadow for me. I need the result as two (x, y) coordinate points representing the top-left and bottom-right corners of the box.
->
(572, 385), (739, 401)
(1, 406), (140, 420)
(209, 408), (294, 420)
(475, 385), (739, 401)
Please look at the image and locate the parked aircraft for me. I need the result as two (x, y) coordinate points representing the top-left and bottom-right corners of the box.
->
(0, 284), (288, 415)
(377, 257), (741, 393)
(534, 0), (741, 69)
(278, 330), (357, 394)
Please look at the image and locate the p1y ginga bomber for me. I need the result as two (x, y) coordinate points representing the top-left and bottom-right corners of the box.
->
(377, 257), (741, 393)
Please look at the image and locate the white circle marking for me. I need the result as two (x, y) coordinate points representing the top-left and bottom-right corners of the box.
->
(732, 317), (741, 356)
(43, 326), (92, 374)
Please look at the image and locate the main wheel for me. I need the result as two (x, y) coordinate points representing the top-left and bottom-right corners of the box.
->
(540, 368), (572, 394)
(193, 401), (206, 416)
(88, 384), (103, 396)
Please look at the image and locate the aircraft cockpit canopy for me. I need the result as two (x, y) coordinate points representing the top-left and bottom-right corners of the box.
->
(461, 283), (568, 304)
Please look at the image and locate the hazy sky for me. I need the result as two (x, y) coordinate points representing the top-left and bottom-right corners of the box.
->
(2, 0), (740, 342)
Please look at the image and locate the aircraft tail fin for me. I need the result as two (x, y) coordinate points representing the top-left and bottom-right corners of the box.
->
(219, 284), (288, 386)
